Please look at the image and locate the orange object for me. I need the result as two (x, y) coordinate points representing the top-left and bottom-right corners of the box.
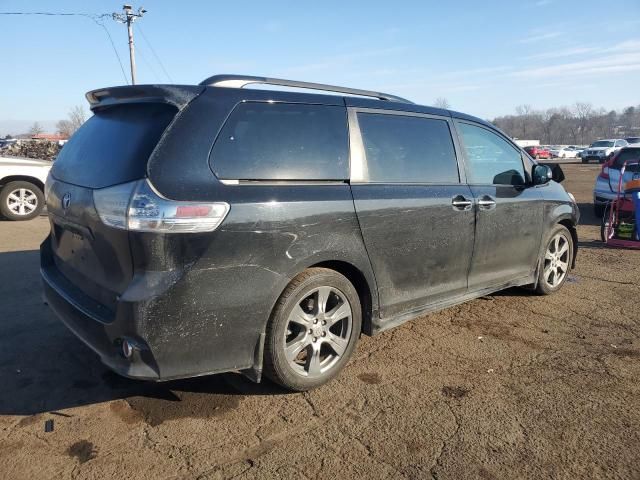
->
(624, 179), (640, 192)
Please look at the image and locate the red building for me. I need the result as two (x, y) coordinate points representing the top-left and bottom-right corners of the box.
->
(31, 133), (69, 141)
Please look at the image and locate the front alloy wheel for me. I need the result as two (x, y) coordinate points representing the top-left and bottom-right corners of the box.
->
(543, 233), (570, 287)
(264, 268), (361, 391)
(536, 225), (573, 295)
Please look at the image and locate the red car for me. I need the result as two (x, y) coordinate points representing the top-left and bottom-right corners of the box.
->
(524, 145), (551, 159)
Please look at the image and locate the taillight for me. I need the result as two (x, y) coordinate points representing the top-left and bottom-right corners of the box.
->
(599, 152), (619, 180)
(44, 172), (53, 202)
(93, 179), (230, 233)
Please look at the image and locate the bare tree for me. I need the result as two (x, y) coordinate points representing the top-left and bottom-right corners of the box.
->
(573, 102), (593, 145)
(433, 97), (450, 109)
(540, 109), (559, 144)
(57, 106), (87, 137)
(515, 104), (534, 138)
(29, 122), (44, 136)
(493, 102), (640, 145)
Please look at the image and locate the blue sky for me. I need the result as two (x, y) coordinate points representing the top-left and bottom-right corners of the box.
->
(1, 0), (639, 134)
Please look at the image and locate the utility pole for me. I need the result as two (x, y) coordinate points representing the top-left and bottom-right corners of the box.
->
(112, 5), (146, 84)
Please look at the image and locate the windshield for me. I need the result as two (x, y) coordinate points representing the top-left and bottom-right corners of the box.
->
(590, 141), (614, 148)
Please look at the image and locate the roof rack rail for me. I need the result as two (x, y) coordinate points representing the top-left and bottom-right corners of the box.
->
(199, 74), (413, 104)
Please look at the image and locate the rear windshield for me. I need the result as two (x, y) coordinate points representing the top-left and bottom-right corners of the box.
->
(52, 103), (177, 188)
(612, 149), (640, 169)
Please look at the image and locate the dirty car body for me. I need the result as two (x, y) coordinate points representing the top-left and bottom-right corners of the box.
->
(41, 76), (579, 386)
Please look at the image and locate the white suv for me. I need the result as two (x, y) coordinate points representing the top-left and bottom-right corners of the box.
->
(581, 139), (628, 164)
(0, 156), (51, 220)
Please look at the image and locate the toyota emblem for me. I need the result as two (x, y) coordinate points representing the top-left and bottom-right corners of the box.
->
(62, 192), (71, 211)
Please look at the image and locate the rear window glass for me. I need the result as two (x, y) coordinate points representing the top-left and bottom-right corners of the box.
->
(356, 113), (459, 183)
(52, 103), (177, 189)
(613, 149), (640, 169)
(210, 102), (348, 180)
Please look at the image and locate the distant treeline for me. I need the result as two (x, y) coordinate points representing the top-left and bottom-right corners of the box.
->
(492, 103), (640, 145)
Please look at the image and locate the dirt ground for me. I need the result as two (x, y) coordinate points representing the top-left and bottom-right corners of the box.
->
(1, 163), (639, 480)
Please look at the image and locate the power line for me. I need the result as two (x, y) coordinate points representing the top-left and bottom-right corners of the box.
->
(136, 44), (163, 82)
(0, 11), (129, 84)
(91, 17), (130, 85)
(137, 25), (173, 83)
(0, 12), (109, 18)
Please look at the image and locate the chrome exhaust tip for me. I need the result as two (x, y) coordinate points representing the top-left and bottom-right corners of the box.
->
(119, 338), (137, 360)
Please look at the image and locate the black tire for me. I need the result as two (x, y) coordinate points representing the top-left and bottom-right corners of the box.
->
(581, 158), (587, 164)
(594, 204), (605, 218)
(263, 268), (361, 391)
(0, 181), (44, 221)
(535, 224), (574, 295)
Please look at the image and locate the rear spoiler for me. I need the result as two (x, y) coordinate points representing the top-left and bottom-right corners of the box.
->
(85, 85), (205, 112)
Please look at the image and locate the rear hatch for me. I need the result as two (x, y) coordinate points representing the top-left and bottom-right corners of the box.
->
(46, 86), (201, 312)
(608, 149), (640, 192)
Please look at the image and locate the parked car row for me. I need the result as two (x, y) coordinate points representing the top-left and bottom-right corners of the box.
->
(523, 145), (552, 159)
(550, 146), (583, 158)
(523, 137), (639, 164)
(523, 145), (586, 159)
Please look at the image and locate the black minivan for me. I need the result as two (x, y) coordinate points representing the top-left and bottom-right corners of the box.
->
(41, 75), (579, 391)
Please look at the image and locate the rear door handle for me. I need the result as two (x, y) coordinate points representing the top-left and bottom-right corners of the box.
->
(477, 195), (497, 210)
(451, 195), (473, 211)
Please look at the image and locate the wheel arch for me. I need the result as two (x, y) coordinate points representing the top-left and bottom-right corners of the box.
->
(0, 175), (45, 192)
(557, 218), (578, 269)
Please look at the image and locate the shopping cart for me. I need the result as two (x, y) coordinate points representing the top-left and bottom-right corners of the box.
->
(601, 159), (640, 248)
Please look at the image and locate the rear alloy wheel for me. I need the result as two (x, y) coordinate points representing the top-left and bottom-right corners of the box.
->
(0, 181), (44, 221)
(264, 268), (361, 391)
(535, 225), (573, 295)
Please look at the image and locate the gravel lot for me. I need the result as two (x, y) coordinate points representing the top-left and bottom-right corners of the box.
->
(1, 163), (639, 480)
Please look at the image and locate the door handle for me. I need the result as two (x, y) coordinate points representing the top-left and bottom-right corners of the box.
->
(451, 195), (473, 211)
(477, 195), (497, 209)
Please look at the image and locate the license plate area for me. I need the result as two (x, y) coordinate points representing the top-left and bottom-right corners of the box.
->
(52, 217), (94, 264)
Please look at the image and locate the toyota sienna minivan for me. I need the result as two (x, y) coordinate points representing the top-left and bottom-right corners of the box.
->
(41, 75), (579, 391)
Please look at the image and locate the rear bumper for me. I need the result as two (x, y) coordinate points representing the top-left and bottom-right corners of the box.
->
(594, 193), (617, 205)
(583, 154), (609, 163)
(42, 270), (161, 380)
(593, 177), (617, 206)
(41, 241), (161, 380)
(40, 234), (270, 382)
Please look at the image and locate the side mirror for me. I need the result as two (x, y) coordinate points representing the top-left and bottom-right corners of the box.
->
(533, 164), (553, 185)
